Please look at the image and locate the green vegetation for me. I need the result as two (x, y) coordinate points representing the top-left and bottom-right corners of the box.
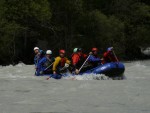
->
(0, 0), (150, 65)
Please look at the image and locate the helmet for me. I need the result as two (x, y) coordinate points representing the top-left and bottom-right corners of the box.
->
(59, 49), (65, 54)
(46, 50), (52, 55)
(73, 48), (78, 53)
(107, 47), (113, 51)
(92, 48), (98, 52)
(77, 48), (82, 52)
(34, 47), (39, 51)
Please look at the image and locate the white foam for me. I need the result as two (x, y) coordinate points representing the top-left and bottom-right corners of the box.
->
(63, 74), (110, 80)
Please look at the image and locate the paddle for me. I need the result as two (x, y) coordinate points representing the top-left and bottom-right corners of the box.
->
(44, 62), (54, 71)
(45, 63), (54, 80)
(112, 50), (119, 62)
(78, 55), (91, 73)
(46, 63), (70, 80)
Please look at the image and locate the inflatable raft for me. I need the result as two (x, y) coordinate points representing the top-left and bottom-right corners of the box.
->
(83, 62), (125, 77)
(36, 62), (125, 79)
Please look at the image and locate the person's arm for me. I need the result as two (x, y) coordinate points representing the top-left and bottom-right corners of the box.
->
(72, 54), (79, 65)
(88, 55), (101, 62)
(88, 55), (92, 62)
(94, 57), (101, 62)
(34, 56), (38, 66)
(36, 58), (44, 76)
(104, 51), (109, 57)
(72, 55), (80, 70)
(83, 54), (87, 59)
(52, 57), (60, 72)
(102, 52), (108, 64)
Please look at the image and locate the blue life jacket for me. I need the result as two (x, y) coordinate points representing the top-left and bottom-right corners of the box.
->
(88, 55), (101, 67)
(34, 50), (45, 67)
(36, 56), (55, 76)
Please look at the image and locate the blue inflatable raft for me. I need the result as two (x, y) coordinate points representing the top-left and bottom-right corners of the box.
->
(83, 62), (125, 77)
(36, 62), (125, 79)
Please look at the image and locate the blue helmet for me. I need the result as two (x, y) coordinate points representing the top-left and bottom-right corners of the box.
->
(39, 50), (45, 56)
(78, 48), (82, 52)
(107, 47), (113, 51)
(39, 50), (43, 53)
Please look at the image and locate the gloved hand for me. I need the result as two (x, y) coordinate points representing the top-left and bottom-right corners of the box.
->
(89, 52), (93, 55)
(110, 47), (114, 50)
(46, 77), (50, 80)
(53, 71), (56, 74)
(75, 69), (79, 75)
(39, 71), (43, 75)
(108, 47), (114, 51)
(35, 66), (38, 69)
(65, 63), (69, 68)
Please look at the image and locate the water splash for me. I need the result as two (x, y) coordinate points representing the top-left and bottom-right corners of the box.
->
(63, 74), (112, 80)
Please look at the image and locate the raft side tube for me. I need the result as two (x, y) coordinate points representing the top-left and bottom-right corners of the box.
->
(83, 62), (125, 77)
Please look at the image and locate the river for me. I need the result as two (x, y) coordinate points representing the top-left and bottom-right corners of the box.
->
(0, 60), (150, 113)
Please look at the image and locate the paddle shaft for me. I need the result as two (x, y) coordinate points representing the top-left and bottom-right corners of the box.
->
(44, 63), (54, 71)
(79, 55), (91, 72)
(112, 50), (119, 62)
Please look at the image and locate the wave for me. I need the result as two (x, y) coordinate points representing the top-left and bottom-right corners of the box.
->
(0, 61), (150, 80)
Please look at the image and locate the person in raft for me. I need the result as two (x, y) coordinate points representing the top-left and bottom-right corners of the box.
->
(88, 48), (101, 68)
(33, 47), (45, 75)
(71, 48), (87, 74)
(53, 49), (71, 74)
(102, 47), (118, 64)
(36, 50), (55, 76)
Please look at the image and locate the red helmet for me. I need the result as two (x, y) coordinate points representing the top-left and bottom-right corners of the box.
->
(59, 49), (65, 54)
(92, 48), (98, 52)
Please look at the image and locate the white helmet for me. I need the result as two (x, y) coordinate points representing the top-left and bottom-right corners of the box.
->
(46, 50), (52, 55)
(34, 47), (39, 51)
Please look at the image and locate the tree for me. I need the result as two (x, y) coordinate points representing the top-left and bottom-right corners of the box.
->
(0, 0), (52, 65)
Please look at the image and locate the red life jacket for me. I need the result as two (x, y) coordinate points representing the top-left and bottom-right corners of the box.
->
(60, 57), (66, 67)
(72, 52), (87, 69)
(103, 51), (118, 64)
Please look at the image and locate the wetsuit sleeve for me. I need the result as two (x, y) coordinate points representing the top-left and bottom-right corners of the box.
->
(34, 56), (38, 66)
(88, 55), (92, 62)
(103, 52), (108, 58)
(88, 55), (101, 62)
(36, 62), (41, 76)
(36, 58), (45, 76)
(53, 57), (61, 71)
(83, 54), (87, 59)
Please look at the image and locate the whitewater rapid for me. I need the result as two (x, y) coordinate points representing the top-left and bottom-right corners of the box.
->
(0, 61), (150, 113)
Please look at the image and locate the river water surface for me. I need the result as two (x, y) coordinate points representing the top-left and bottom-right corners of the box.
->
(0, 61), (150, 113)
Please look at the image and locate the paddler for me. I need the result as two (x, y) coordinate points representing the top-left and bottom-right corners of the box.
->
(102, 47), (118, 64)
(71, 48), (87, 74)
(34, 47), (45, 69)
(36, 50), (55, 76)
(88, 48), (101, 68)
(52, 49), (71, 75)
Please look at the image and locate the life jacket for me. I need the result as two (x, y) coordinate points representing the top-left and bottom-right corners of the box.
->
(103, 51), (117, 63)
(59, 57), (66, 67)
(53, 56), (70, 72)
(72, 52), (87, 69)
(34, 50), (45, 66)
(43, 57), (54, 67)
(78, 53), (86, 63)
(88, 55), (101, 67)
